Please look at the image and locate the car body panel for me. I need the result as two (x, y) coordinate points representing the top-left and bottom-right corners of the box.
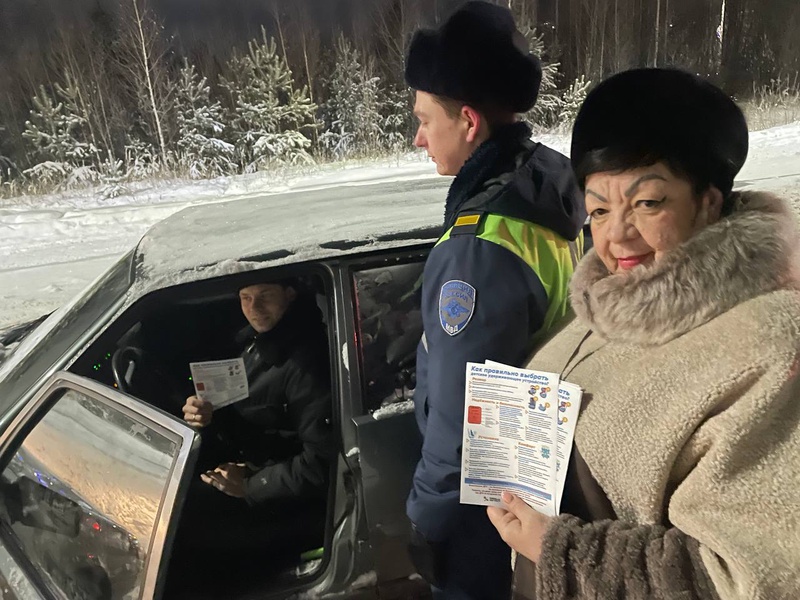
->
(133, 178), (447, 291)
(353, 411), (422, 584)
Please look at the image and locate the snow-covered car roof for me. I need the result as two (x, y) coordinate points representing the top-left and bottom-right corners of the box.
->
(132, 178), (449, 291)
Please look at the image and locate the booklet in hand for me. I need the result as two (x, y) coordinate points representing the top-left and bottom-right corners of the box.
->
(459, 360), (583, 516)
(189, 358), (249, 409)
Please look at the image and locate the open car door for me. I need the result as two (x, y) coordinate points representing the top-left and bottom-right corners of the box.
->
(0, 372), (198, 600)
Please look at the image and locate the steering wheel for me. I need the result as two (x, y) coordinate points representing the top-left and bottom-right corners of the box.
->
(112, 346), (144, 394)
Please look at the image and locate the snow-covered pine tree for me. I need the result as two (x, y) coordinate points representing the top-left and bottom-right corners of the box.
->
(380, 83), (411, 154)
(22, 83), (97, 187)
(320, 34), (359, 158)
(24, 87), (73, 164)
(556, 75), (591, 132)
(322, 34), (404, 159)
(320, 33), (380, 159)
(520, 27), (562, 131)
(174, 60), (235, 178)
(56, 72), (103, 170)
(220, 27), (316, 171)
(123, 133), (161, 179)
(356, 56), (385, 156)
(22, 87), (65, 164)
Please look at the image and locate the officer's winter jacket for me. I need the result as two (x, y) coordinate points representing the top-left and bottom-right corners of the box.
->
(408, 122), (586, 542)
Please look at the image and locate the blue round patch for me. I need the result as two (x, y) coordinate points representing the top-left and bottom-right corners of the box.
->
(439, 280), (476, 336)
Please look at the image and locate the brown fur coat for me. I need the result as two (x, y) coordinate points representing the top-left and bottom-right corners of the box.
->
(517, 191), (800, 600)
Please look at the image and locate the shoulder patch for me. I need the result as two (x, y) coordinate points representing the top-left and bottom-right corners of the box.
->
(439, 280), (476, 336)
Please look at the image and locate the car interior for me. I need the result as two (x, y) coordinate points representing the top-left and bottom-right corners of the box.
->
(66, 271), (337, 599)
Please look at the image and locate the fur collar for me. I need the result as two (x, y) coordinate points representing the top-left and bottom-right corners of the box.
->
(571, 191), (800, 345)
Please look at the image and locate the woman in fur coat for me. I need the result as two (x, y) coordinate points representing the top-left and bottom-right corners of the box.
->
(488, 68), (800, 600)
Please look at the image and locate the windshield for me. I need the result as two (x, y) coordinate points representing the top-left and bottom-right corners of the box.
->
(0, 252), (134, 418)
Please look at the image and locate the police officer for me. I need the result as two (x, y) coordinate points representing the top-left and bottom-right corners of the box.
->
(404, 2), (586, 598)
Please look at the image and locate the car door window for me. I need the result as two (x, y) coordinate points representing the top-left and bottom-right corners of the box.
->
(0, 384), (185, 600)
(352, 261), (425, 413)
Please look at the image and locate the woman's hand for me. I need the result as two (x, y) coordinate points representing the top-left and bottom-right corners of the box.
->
(487, 491), (552, 564)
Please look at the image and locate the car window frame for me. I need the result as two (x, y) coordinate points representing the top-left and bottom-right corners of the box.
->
(0, 371), (197, 600)
(0, 524), (45, 599)
(336, 246), (431, 588)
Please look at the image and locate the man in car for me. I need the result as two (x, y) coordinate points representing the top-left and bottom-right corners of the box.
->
(171, 278), (333, 582)
(403, 2), (586, 598)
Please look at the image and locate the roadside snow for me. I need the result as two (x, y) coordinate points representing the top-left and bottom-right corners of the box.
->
(738, 122), (800, 187)
(2, 124), (800, 332)
(0, 153), (439, 329)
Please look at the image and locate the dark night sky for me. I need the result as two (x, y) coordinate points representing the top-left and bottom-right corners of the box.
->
(0, 0), (360, 33)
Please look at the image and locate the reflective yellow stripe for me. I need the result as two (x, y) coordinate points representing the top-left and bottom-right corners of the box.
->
(455, 214), (482, 227)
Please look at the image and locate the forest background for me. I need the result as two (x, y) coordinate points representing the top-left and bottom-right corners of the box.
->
(0, 0), (797, 198)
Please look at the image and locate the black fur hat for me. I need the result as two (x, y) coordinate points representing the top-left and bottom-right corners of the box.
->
(571, 68), (748, 196)
(404, 1), (542, 114)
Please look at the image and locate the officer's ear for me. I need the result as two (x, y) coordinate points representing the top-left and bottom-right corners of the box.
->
(285, 285), (298, 303)
(461, 105), (483, 144)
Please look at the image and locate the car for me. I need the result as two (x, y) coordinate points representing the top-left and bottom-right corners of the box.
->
(0, 177), (454, 600)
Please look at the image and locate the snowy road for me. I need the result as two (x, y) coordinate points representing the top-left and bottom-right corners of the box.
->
(0, 156), (441, 329)
(1, 125), (799, 330)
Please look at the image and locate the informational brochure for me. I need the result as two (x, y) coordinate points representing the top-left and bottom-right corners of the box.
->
(460, 361), (583, 516)
(189, 358), (249, 409)
(555, 382), (582, 513)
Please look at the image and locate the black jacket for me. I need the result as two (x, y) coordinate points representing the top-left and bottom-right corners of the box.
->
(210, 294), (333, 506)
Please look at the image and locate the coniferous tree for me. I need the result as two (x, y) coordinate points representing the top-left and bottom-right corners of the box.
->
(556, 75), (591, 131)
(322, 34), (408, 159)
(220, 27), (316, 171)
(174, 61), (235, 178)
(520, 27), (563, 131)
(22, 85), (91, 166)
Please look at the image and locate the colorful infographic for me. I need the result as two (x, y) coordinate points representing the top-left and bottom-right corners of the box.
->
(460, 361), (583, 516)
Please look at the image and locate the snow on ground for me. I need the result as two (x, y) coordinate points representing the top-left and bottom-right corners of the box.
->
(2, 123), (800, 332)
(0, 152), (440, 330)
(738, 122), (800, 186)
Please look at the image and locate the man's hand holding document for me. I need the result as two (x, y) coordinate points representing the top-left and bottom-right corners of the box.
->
(460, 361), (583, 517)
